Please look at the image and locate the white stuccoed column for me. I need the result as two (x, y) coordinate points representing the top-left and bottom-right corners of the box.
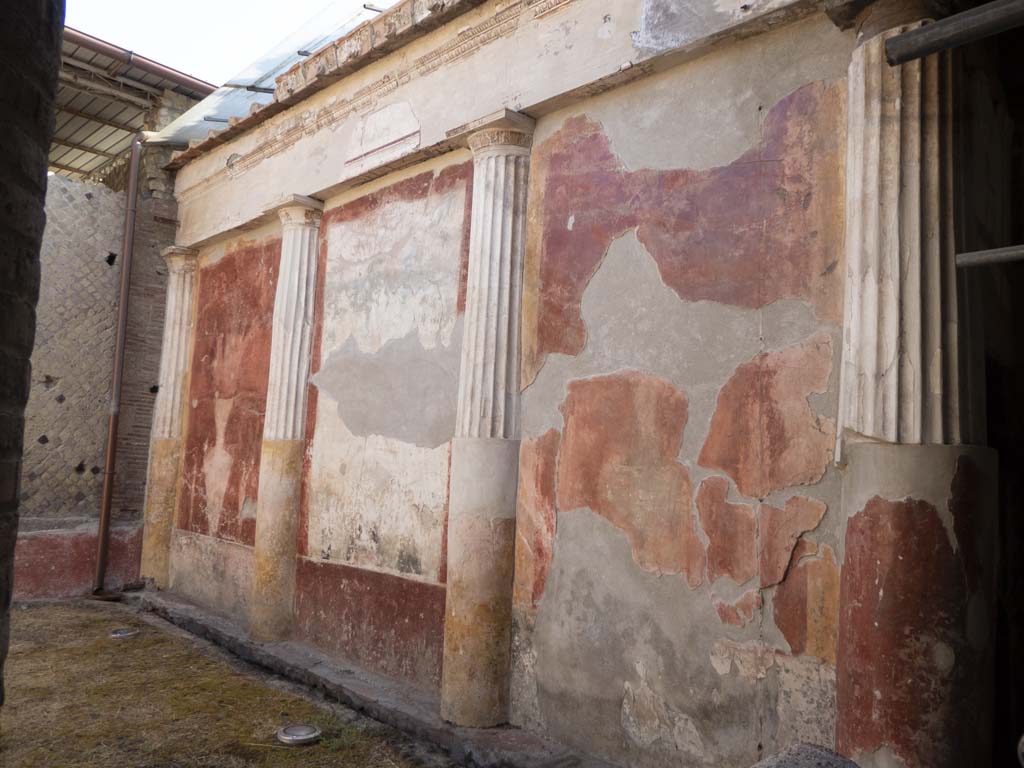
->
(442, 111), (533, 727)
(140, 246), (198, 587)
(250, 195), (322, 642)
(836, 22), (963, 454)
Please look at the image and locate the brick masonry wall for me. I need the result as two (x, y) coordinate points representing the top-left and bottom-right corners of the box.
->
(109, 193), (177, 522)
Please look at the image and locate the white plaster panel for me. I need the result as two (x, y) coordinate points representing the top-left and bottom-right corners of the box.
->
(321, 185), (463, 354)
(307, 420), (450, 581)
(306, 170), (466, 581)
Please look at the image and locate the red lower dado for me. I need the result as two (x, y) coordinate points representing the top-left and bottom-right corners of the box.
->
(836, 443), (998, 768)
(14, 525), (142, 600)
(293, 557), (446, 691)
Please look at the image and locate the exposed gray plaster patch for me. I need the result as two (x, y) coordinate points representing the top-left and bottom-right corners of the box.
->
(521, 231), (822, 464)
(545, 13), (855, 172)
(533, 508), (771, 766)
(313, 318), (462, 449)
(773, 654), (837, 749)
(634, 0), (796, 52)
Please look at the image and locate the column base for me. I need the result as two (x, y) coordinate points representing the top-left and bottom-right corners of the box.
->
(836, 442), (997, 767)
(441, 437), (520, 727)
(139, 438), (182, 588)
(250, 439), (304, 642)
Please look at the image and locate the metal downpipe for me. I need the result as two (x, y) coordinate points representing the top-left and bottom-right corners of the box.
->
(93, 135), (143, 596)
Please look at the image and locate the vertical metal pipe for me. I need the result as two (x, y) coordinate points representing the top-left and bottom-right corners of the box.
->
(93, 136), (143, 595)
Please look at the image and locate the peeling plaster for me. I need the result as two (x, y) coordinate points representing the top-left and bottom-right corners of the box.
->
(521, 231), (819, 452)
(533, 509), (766, 766)
(179, 235), (278, 547)
(306, 163), (469, 579)
(313, 318), (462, 449)
(699, 334), (836, 499)
(633, 0), (805, 52)
(522, 79), (846, 383)
(556, 372), (705, 585)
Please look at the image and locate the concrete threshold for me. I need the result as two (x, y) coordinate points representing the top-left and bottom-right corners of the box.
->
(138, 590), (615, 768)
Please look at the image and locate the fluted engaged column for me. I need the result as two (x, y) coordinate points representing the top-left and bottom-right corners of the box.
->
(834, 8), (996, 767)
(837, 22), (961, 451)
(441, 113), (533, 727)
(250, 195), (322, 641)
(140, 245), (198, 587)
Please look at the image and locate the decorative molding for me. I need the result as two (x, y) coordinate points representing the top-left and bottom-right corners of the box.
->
(455, 118), (533, 439)
(152, 246), (199, 440)
(837, 23), (961, 455)
(278, 206), (324, 227)
(162, 244), (199, 274)
(263, 198), (322, 441)
(175, 0), (570, 200)
(467, 128), (533, 152)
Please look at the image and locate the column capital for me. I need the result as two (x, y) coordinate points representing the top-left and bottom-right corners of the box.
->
(264, 194), (324, 227)
(161, 245), (198, 274)
(449, 108), (535, 155)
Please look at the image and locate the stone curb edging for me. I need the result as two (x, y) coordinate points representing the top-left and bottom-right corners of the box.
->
(138, 591), (613, 768)
(750, 743), (860, 767)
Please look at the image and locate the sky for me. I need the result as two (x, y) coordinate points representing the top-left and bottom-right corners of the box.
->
(65, 0), (368, 86)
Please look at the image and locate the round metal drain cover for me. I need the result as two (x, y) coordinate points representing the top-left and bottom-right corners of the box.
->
(276, 724), (322, 746)
(109, 628), (139, 639)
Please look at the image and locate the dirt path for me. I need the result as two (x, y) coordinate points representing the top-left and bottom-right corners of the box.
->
(0, 601), (455, 767)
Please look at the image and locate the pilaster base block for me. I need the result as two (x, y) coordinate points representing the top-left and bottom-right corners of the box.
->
(836, 442), (997, 767)
(249, 439), (305, 642)
(139, 438), (182, 588)
(441, 437), (520, 727)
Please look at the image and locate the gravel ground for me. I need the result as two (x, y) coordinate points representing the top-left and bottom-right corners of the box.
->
(0, 601), (456, 768)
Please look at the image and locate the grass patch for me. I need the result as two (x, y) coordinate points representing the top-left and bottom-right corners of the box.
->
(0, 602), (431, 767)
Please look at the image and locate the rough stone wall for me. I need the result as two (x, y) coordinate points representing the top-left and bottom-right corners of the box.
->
(19, 177), (125, 526)
(511, 15), (854, 767)
(292, 154), (472, 689)
(0, 0), (63, 703)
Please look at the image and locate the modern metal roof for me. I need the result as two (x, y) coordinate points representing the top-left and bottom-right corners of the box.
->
(148, 1), (397, 148)
(50, 27), (215, 181)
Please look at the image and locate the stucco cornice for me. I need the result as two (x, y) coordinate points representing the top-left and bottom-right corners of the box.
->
(166, 0), (490, 171)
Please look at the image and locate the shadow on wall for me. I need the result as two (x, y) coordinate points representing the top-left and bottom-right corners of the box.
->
(0, 0), (65, 703)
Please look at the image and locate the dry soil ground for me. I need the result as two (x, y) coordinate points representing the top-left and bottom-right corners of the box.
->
(0, 601), (455, 767)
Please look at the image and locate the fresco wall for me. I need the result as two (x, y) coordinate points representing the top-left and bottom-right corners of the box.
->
(170, 227), (280, 620)
(295, 154), (473, 689)
(511, 15), (856, 766)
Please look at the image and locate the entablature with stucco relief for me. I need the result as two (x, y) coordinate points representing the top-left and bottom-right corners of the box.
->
(172, 0), (820, 247)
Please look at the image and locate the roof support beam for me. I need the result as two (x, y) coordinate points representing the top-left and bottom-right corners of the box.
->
(885, 0), (1024, 64)
(84, 152), (129, 181)
(58, 69), (153, 109)
(48, 161), (90, 176)
(62, 55), (165, 96)
(56, 104), (142, 134)
(51, 138), (122, 160)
